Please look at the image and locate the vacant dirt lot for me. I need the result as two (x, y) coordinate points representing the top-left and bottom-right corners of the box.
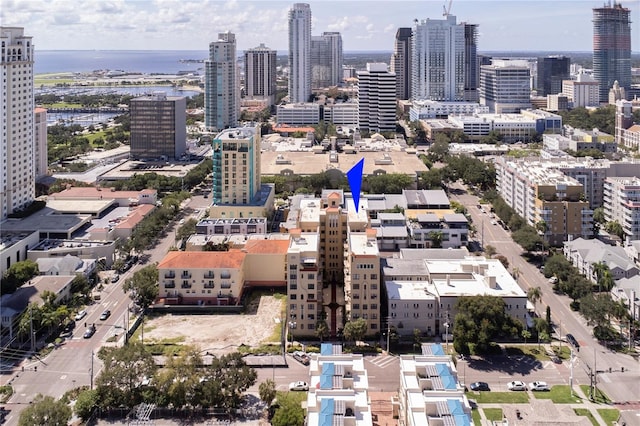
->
(143, 295), (283, 355)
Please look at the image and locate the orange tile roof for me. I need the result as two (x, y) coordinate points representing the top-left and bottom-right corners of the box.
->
(158, 251), (246, 270)
(627, 124), (640, 133)
(115, 204), (155, 229)
(34, 107), (48, 113)
(244, 239), (290, 254)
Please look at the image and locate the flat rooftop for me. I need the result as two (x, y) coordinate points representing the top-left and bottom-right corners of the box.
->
(0, 208), (92, 236)
(260, 150), (428, 176)
(97, 160), (199, 181)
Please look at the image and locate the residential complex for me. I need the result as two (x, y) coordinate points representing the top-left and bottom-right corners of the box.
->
(604, 177), (640, 240)
(204, 31), (238, 131)
(288, 3), (312, 103)
(356, 63), (396, 133)
(244, 43), (277, 107)
(593, 2), (632, 102)
(306, 344), (373, 425)
(310, 32), (343, 89)
(399, 344), (472, 426)
(479, 59), (532, 113)
(384, 253), (528, 337)
(411, 15), (465, 101)
(1, 27), (35, 220)
(495, 157), (593, 246)
(390, 27), (412, 100)
(129, 94), (187, 161)
(210, 125), (274, 219)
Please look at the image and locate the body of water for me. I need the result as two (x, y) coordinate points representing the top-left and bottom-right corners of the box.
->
(36, 85), (201, 98)
(35, 50), (210, 75)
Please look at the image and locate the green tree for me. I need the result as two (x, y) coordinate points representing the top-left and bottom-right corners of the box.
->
(271, 393), (305, 426)
(452, 296), (522, 354)
(428, 133), (450, 162)
(154, 347), (203, 408)
(95, 342), (157, 409)
(315, 319), (330, 342)
(543, 254), (574, 282)
(18, 394), (71, 426)
(258, 379), (277, 406)
(122, 264), (159, 308)
(343, 318), (368, 342)
(604, 220), (625, 239)
(560, 273), (592, 302)
(418, 168), (445, 190)
(522, 329), (531, 345)
(592, 262), (614, 292)
(74, 388), (99, 421)
(484, 245), (497, 257)
(527, 286), (543, 312)
(175, 218), (197, 242)
(428, 231), (444, 248)
(1, 259), (39, 295)
(198, 352), (257, 411)
(364, 174), (414, 194)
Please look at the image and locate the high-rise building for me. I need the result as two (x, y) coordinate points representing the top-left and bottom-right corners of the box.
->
(211, 125), (261, 206)
(593, 2), (631, 103)
(479, 60), (531, 113)
(390, 27), (412, 100)
(463, 23), (479, 102)
(244, 43), (277, 106)
(604, 177), (640, 240)
(1, 27), (35, 220)
(412, 15), (465, 101)
(536, 56), (570, 96)
(130, 94), (186, 161)
(205, 31), (238, 131)
(288, 3), (312, 103)
(357, 63), (396, 133)
(562, 72), (600, 107)
(311, 32), (343, 89)
(34, 107), (48, 180)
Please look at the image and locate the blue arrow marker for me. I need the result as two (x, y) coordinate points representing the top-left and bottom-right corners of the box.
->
(346, 158), (364, 213)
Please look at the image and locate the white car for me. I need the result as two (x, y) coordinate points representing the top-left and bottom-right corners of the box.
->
(75, 310), (87, 321)
(548, 276), (558, 284)
(289, 381), (309, 391)
(529, 381), (550, 392)
(507, 381), (527, 391)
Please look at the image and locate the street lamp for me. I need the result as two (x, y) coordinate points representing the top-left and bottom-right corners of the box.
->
(444, 321), (450, 353)
(288, 321), (297, 347)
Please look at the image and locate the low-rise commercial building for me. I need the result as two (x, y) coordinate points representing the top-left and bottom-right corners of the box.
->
(409, 100), (488, 120)
(276, 103), (321, 125)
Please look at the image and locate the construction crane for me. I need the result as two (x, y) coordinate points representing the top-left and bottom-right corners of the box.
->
(443, 0), (453, 16)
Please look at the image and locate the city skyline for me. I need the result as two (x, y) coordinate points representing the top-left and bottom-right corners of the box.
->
(2, 0), (639, 53)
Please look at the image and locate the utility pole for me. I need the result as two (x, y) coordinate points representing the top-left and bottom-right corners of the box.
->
(387, 318), (391, 354)
(29, 306), (35, 353)
(592, 346), (597, 400)
(90, 350), (94, 390)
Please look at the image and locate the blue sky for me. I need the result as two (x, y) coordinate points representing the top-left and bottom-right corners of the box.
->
(1, 0), (639, 52)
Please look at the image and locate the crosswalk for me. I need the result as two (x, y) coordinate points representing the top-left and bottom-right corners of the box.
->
(366, 354), (398, 368)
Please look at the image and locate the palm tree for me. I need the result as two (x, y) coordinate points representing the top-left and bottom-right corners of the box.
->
(527, 286), (543, 312)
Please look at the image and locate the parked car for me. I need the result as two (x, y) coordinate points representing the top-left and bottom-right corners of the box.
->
(111, 274), (120, 283)
(565, 334), (580, 351)
(99, 310), (111, 321)
(288, 381), (309, 391)
(83, 325), (96, 339)
(548, 276), (558, 284)
(75, 310), (87, 321)
(507, 381), (527, 391)
(292, 351), (310, 366)
(529, 381), (550, 391)
(469, 382), (490, 391)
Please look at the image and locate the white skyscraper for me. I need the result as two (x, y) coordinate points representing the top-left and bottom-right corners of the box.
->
(205, 31), (238, 131)
(288, 3), (312, 103)
(412, 15), (465, 101)
(1, 27), (35, 220)
(357, 63), (396, 133)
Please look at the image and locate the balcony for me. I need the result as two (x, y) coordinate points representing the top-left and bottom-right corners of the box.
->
(181, 272), (192, 279)
(181, 282), (192, 289)
(204, 271), (215, 279)
(164, 272), (175, 279)
(204, 282), (214, 289)
(164, 280), (175, 288)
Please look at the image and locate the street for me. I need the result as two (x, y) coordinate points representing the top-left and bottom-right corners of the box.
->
(448, 180), (640, 404)
(0, 195), (210, 425)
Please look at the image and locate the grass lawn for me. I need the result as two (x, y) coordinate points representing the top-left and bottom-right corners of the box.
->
(85, 130), (108, 144)
(550, 345), (572, 360)
(579, 385), (611, 404)
(597, 408), (620, 425)
(504, 345), (550, 361)
(573, 408), (598, 426)
(467, 391), (529, 404)
(471, 409), (482, 425)
(483, 408), (503, 421)
(35, 78), (76, 86)
(533, 385), (582, 403)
